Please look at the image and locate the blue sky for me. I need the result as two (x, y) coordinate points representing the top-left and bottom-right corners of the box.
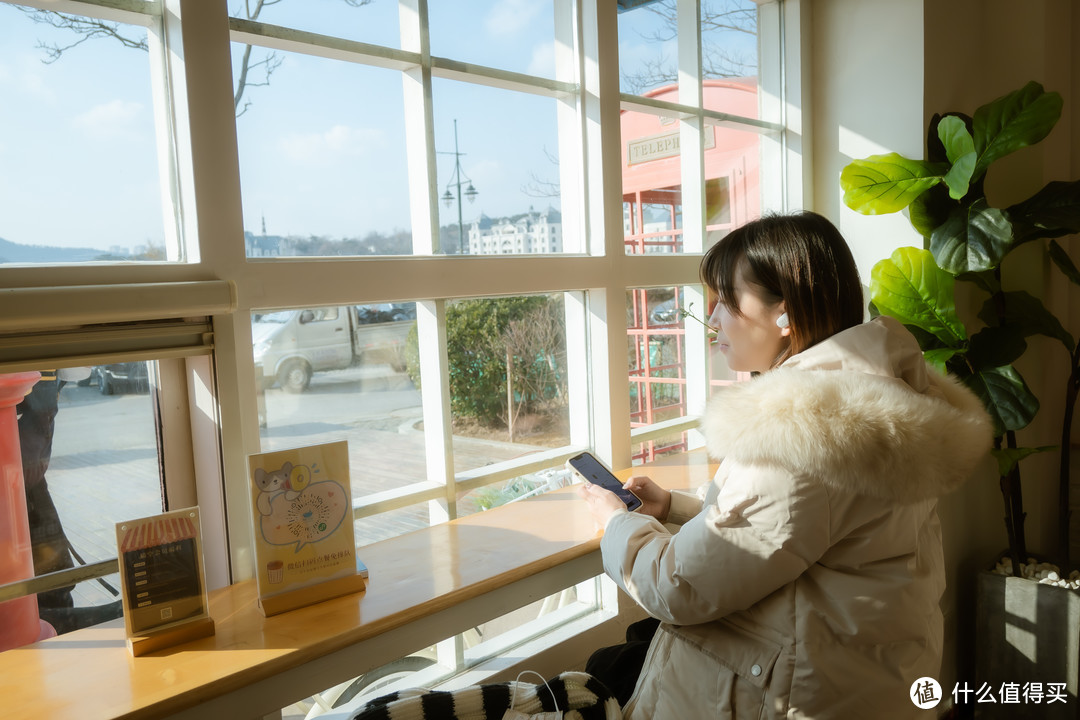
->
(0, 0), (749, 252)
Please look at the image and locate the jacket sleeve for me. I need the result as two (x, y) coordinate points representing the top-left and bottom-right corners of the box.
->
(666, 488), (703, 525)
(600, 460), (831, 625)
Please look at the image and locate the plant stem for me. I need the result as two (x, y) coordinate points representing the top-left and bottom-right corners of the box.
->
(990, 267), (1027, 570)
(997, 435), (1023, 577)
(1006, 430), (1027, 563)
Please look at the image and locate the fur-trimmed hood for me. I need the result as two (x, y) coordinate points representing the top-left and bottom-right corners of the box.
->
(701, 316), (993, 503)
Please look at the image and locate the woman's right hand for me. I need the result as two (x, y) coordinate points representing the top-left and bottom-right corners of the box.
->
(624, 475), (671, 522)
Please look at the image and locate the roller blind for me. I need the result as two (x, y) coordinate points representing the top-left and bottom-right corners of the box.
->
(0, 281), (233, 372)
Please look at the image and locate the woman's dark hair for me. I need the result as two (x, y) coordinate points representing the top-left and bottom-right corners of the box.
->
(700, 211), (864, 363)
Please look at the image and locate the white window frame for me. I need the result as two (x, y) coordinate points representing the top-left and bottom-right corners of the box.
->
(0, 0), (805, 672)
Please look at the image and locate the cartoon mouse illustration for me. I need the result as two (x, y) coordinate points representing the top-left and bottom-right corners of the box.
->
(254, 461), (302, 515)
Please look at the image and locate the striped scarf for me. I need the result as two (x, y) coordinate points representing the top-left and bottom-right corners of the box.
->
(351, 671), (621, 720)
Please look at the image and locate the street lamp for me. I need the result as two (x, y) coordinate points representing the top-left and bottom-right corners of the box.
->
(438, 119), (478, 254)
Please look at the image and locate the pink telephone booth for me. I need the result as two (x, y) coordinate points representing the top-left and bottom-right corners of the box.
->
(622, 79), (761, 461)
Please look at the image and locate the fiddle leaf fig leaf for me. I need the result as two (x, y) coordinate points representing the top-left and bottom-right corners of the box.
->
(1008, 180), (1080, 243)
(977, 290), (1075, 354)
(1049, 240), (1080, 286)
(973, 81), (1063, 179)
(955, 269), (1000, 294)
(870, 247), (966, 347)
(907, 184), (957, 239)
(841, 154), (947, 215)
(990, 445), (1057, 477)
(938, 116), (977, 200)
(929, 199), (1014, 274)
(964, 365), (1039, 436)
(968, 325), (1028, 368)
(923, 347), (962, 374)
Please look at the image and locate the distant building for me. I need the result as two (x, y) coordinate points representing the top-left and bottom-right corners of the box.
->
(467, 207), (562, 255)
(244, 231), (288, 257)
(623, 204), (675, 243)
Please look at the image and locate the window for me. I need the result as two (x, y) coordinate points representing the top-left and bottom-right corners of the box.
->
(231, 0), (579, 258)
(0, 0), (795, 698)
(0, 2), (180, 264)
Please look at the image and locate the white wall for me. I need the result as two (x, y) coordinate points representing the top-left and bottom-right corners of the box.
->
(809, 0), (926, 283)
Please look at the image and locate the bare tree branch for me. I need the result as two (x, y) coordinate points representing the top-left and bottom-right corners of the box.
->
(17, 0), (371, 117)
(19, 11), (147, 63)
(621, 0), (757, 95)
(521, 146), (561, 199)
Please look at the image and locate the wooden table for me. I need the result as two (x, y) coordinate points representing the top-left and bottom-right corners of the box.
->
(0, 451), (715, 719)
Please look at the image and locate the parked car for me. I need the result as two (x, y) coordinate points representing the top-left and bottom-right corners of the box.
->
(355, 303), (416, 324)
(85, 362), (149, 395)
(649, 298), (680, 325)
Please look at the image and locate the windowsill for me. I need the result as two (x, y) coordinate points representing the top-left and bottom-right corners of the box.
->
(1, 449), (716, 720)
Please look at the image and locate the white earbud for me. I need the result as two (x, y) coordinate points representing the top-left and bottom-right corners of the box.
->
(775, 312), (789, 329)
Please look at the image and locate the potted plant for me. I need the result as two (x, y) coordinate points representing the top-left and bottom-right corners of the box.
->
(840, 81), (1080, 715)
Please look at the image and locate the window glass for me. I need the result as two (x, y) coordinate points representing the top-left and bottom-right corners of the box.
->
(432, 80), (562, 255)
(228, 0), (400, 49)
(704, 122), (761, 240)
(700, 1), (759, 87)
(617, 0), (678, 98)
(0, 6), (170, 264)
(235, 49), (412, 257)
(632, 431), (692, 465)
(2, 365), (161, 646)
(458, 467), (574, 517)
(355, 503), (430, 549)
(280, 580), (601, 717)
(621, 110), (684, 255)
(429, 0), (558, 79)
(254, 304), (425, 512)
(626, 285), (718, 463)
(445, 294), (570, 473)
(627, 286), (688, 423)
(618, 0), (760, 101)
(622, 114), (760, 255)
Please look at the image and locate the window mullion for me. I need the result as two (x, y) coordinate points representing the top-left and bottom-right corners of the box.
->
(758, 0), (790, 212)
(565, 291), (590, 447)
(401, 0), (439, 255)
(554, 0), (585, 254)
(683, 284), (709, 451)
(678, 0), (705, 254)
(147, 9), (185, 262)
(417, 300), (455, 523)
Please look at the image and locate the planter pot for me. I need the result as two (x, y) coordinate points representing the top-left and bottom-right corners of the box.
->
(974, 568), (1079, 718)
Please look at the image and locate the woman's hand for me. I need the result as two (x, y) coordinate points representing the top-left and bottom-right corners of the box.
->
(576, 480), (629, 530)
(624, 475), (671, 522)
(575, 474), (672, 529)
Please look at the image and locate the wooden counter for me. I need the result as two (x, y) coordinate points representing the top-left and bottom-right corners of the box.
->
(0, 450), (715, 720)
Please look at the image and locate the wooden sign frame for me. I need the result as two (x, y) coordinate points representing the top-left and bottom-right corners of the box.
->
(115, 507), (215, 656)
(247, 440), (365, 616)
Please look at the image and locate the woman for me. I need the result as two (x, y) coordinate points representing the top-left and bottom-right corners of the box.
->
(578, 212), (992, 719)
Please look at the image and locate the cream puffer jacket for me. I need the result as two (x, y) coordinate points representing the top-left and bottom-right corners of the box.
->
(601, 317), (993, 720)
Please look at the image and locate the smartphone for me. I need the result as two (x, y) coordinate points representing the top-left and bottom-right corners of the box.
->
(567, 451), (642, 512)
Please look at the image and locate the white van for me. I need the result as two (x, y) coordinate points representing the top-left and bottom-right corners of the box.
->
(252, 306), (411, 392)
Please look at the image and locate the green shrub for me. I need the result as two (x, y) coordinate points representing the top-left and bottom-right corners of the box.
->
(405, 295), (567, 427)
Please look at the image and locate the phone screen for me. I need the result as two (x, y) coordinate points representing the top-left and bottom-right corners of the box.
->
(568, 452), (642, 512)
